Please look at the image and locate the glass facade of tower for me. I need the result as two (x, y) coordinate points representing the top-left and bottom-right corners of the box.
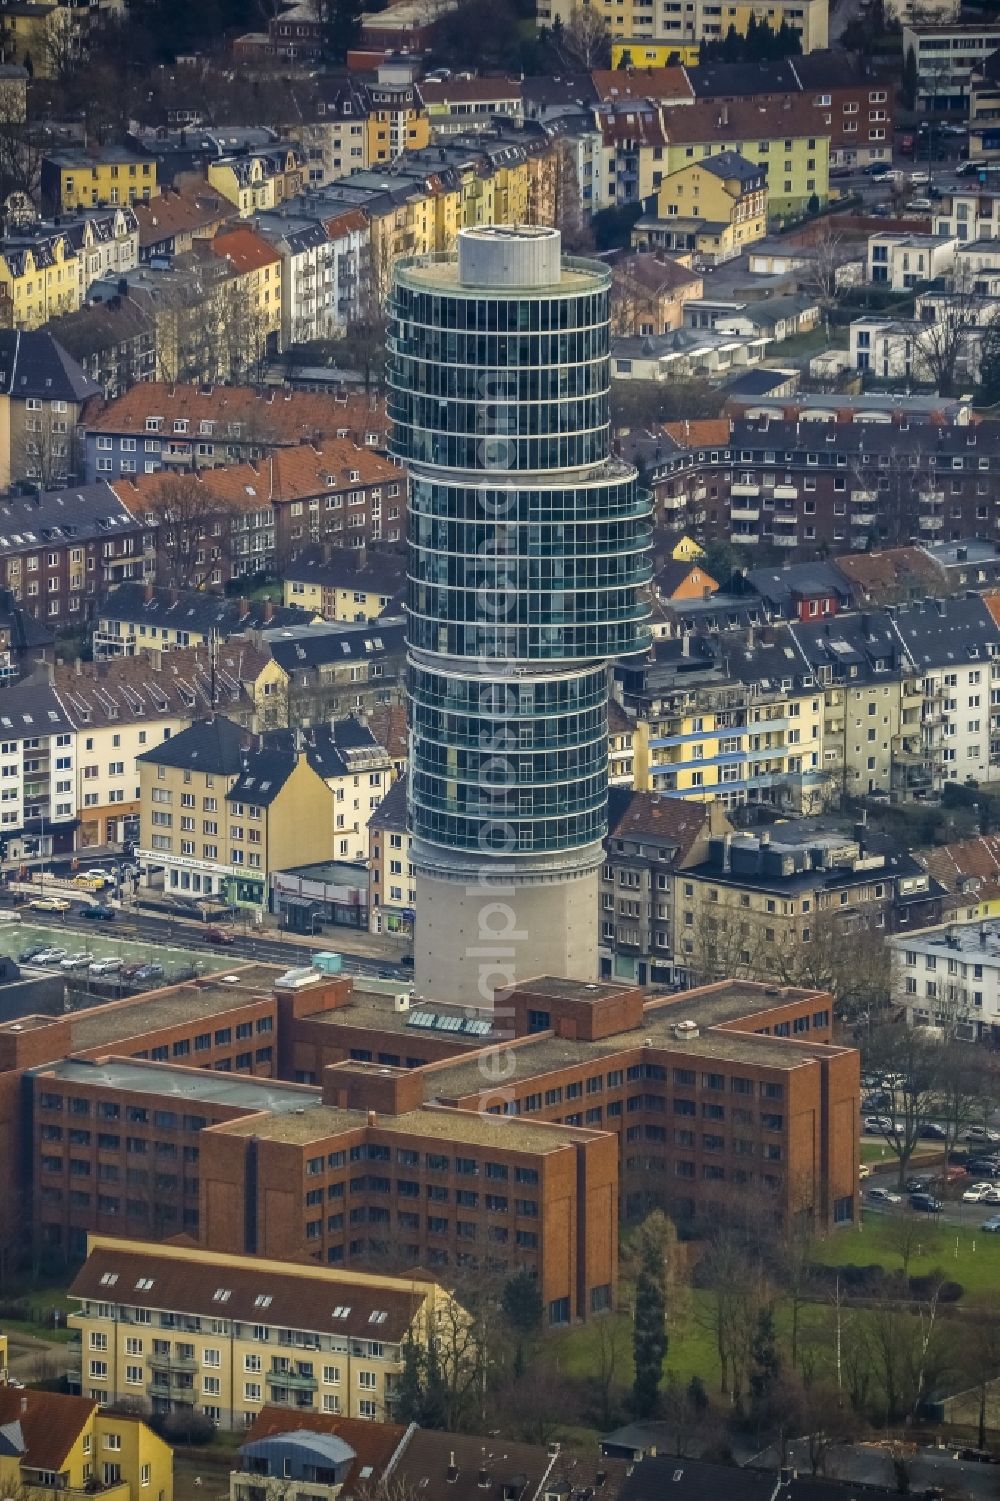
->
(388, 228), (652, 866)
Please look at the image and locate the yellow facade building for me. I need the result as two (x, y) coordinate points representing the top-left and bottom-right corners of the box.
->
(68, 1235), (466, 1431)
(0, 1386), (171, 1501)
(207, 150), (304, 216)
(40, 150), (157, 214)
(650, 151), (769, 261)
(0, 230), (81, 328)
(542, 0), (828, 50)
(137, 714), (336, 909)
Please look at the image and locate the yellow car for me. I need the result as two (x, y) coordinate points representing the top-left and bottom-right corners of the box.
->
(72, 873), (107, 891)
(28, 896), (71, 912)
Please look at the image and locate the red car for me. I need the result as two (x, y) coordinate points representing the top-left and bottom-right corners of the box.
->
(202, 927), (235, 946)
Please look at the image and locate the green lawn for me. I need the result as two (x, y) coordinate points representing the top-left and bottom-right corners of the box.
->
(550, 1290), (722, 1392)
(810, 1217), (1000, 1299)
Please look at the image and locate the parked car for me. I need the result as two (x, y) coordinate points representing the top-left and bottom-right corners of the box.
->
(864, 1115), (894, 1133)
(88, 958), (122, 976)
(72, 873), (107, 891)
(909, 169), (931, 184)
(963, 1182), (995, 1202)
(981, 1216), (1000, 1232)
(967, 1160), (1000, 1178)
(905, 1176), (932, 1193)
(59, 952), (93, 970)
(32, 948), (67, 965)
(919, 1122), (948, 1140)
(82, 904), (115, 921)
(965, 1126), (1000, 1144)
(18, 944), (48, 962)
(868, 1186), (902, 1204)
(202, 927), (235, 946)
(909, 1192), (942, 1213)
(400, 955), (414, 969)
(859, 1163), (872, 1180)
(863, 1092), (891, 1111)
(134, 963), (164, 982)
(27, 896), (71, 912)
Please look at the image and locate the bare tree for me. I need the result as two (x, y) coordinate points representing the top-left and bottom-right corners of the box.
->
(863, 1022), (947, 1190)
(16, 404), (75, 489)
(138, 473), (238, 591)
(697, 1233), (770, 1402)
(801, 220), (856, 307)
(880, 1209), (942, 1280)
(553, 6), (612, 66)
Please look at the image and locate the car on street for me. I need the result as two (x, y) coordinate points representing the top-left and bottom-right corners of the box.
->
(909, 1192), (942, 1212)
(864, 1115), (894, 1133)
(981, 1216), (1000, 1232)
(27, 896), (71, 912)
(868, 1186), (902, 1204)
(82, 904), (115, 921)
(963, 1182), (995, 1201)
(134, 963), (164, 982)
(202, 927), (235, 945)
(18, 944), (48, 962)
(968, 1159), (1000, 1178)
(965, 1126), (1000, 1144)
(32, 948), (67, 965)
(918, 1122), (948, 1139)
(909, 169), (930, 184)
(73, 873), (108, 891)
(400, 954), (414, 969)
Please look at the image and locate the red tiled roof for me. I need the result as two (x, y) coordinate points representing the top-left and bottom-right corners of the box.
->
(133, 188), (236, 249)
(0, 1388), (97, 1472)
(592, 66), (694, 102)
(85, 382), (388, 446)
(211, 226), (282, 274)
(609, 789), (712, 856)
(244, 1406), (406, 1488)
(660, 418), (732, 447)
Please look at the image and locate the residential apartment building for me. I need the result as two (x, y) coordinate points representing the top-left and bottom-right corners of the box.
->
(40, 149), (158, 215)
(83, 383), (388, 484)
(683, 52), (892, 169)
(93, 583), (305, 658)
(641, 97), (830, 218)
(675, 824), (941, 986)
(600, 790), (732, 985)
(610, 253), (704, 334)
(539, 0), (829, 52)
(0, 484), (147, 628)
(283, 548), (403, 621)
(367, 777), (413, 939)
(48, 297), (157, 401)
(54, 646), (269, 848)
(0, 1386), (172, 1501)
(257, 617), (407, 722)
(68, 1236), (460, 1427)
(137, 717), (337, 909)
(132, 187), (237, 262)
(0, 679), (78, 860)
(868, 231), (957, 290)
(207, 148), (304, 215)
(932, 187), (1000, 240)
(0, 228), (83, 330)
(890, 917), (1000, 1039)
(626, 415), (1000, 556)
(901, 21), (1000, 113)
(651, 152), (768, 264)
(110, 440), (403, 586)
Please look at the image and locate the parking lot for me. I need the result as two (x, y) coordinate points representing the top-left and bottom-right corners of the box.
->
(1, 919), (240, 992)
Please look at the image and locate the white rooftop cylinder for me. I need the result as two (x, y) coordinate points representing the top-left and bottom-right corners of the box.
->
(457, 224), (562, 289)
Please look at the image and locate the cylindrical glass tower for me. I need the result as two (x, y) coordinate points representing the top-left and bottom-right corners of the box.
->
(388, 226), (652, 1005)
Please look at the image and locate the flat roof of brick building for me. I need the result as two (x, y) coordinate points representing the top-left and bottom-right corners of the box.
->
(69, 967), (281, 1051)
(40, 1057), (322, 1114)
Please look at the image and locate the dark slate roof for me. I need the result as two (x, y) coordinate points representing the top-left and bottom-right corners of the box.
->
(225, 748), (298, 807)
(99, 583), (303, 637)
(0, 484), (137, 558)
(891, 594), (1000, 669)
(724, 369), (796, 396)
(367, 773), (407, 834)
(0, 329), (100, 403)
(286, 546), (405, 597)
(0, 590), (53, 652)
(701, 150), (766, 184)
(278, 717), (390, 781)
(789, 611), (909, 684)
(0, 678), (73, 737)
(686, 58), (799, 98)
(136, 715), (249, 773)
(45, 298), (154, 362)
(264, 618), (406, 672)
(742, 562), (852, 610)
(619, 1458), (898, 1501)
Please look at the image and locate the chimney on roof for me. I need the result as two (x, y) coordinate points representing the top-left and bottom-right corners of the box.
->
(75, 656), (82, 676)
(264, 599), (274, 622)
(144, 581), (155, 604)
(446, 1455), (459, 1484)
(169, 588), (178, 605)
